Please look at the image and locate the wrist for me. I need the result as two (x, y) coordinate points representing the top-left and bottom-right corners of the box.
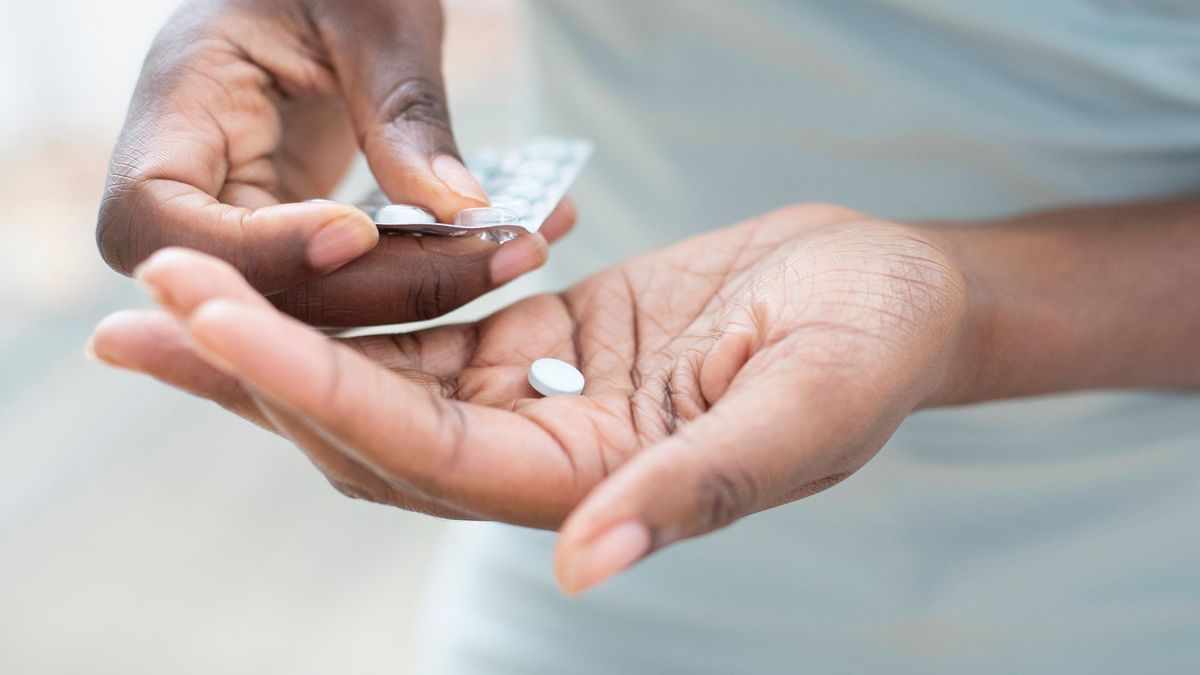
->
(892, 197), (1200, 410)
(906, 223), (1003, 410)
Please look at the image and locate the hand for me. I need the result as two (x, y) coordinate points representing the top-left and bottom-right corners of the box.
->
(98, 0), (569, 326)
(90, 204), (969, 593)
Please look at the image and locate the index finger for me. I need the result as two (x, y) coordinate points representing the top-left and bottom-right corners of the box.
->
(137, 248), (576, 526)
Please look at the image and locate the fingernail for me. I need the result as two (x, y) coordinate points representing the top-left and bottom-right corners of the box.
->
(431, 154), (489, 204)
(306, 216), (377, 271)
(83, 335), (103, 364)
(84, 332), (130, 369)
(489, 235), (547, 285)
(86, 312), (150, 370)
(132, 264), (167, 306)
(561, 521), (652, 596)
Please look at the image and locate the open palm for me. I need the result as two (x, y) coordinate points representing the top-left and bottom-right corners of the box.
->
(92, 204), (967, 592)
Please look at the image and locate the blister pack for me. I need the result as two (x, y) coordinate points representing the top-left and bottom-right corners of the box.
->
(354, 137), (593, 242)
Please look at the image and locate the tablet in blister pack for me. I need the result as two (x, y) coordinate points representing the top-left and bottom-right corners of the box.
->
(355, 137), (593, 242)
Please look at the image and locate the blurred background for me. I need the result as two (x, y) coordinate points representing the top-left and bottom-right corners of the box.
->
(0, 1), (530, 672)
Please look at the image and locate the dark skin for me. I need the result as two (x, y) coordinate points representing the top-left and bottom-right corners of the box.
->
(97, 206), (969, 594)
(95, 0), (1200, 593)
(97, 0), (565, 326)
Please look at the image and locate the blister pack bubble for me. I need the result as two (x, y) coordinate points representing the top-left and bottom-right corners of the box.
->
(355, 137), (593, 242)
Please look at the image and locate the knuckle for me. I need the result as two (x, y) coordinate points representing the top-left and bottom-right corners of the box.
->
(326, 476), (387, 504)
(268, 284), (318, 324)
(692, 464), (758, 535)
(96, 196), (132, 275)
(97, 132), (153, 274)
(96, 175), (152, 276)
(409, 267), (453, 321)
(405, 243), (481, 320)
(378, 76), (451, 133)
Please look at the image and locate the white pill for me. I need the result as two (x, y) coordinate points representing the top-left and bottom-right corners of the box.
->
(374, 203), (437, 225)
(454, 206), (519, 228)
(488, 195), (532, 219)
(513, 159), (560, 182)
(528, 358), (585, 397)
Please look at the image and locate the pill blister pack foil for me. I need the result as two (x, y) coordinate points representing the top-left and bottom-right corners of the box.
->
(355, 137), (593, 241)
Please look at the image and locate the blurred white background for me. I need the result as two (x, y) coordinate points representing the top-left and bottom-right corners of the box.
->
(0, 1), (527, 672)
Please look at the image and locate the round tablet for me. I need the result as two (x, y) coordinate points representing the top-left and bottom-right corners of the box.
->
(374, 203), (437, 225)
(488, 195), (531, 218)
(528, 358), (585, 397)
(454, 206), (519, 228)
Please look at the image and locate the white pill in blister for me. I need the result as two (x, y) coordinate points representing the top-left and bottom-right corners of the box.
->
(466, 149), (502, 174)
(514, 160), (560, 182)
(375, 204), (437, 225)
(488, 196), (532, 219)
(454, 206), (519, 227)
(528, 358), (585, 397)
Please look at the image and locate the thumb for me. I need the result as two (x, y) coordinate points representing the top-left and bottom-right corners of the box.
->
(554, 362), (893, 595)
(314, 0), (487, 222)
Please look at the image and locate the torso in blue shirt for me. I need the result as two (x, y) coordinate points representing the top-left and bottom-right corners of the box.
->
(418, 3), (1200, 672)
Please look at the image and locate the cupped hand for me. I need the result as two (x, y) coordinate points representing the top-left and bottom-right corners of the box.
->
(99, 0), (568, 326)
(90, 204), (969, 593)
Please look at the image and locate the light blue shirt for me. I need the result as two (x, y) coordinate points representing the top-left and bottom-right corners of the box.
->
(419, 2), (1200, 672)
